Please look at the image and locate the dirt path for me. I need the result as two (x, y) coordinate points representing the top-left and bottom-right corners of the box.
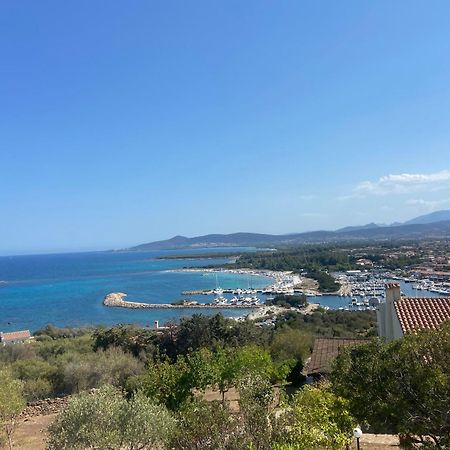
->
(12, 414), (56, 450)
(358, 433), (400, 449)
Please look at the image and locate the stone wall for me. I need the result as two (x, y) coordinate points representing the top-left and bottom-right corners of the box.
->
(20, 397), (69, 418)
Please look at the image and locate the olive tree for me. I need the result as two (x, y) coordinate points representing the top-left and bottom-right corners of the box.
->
(47, 384), (175, 450)
(0, 370), (26, 450)
(172, 399), (250, 450)
(275, 383), (354, 450)
(127, 356), (195, 410)
(237, 373), (277, 450)
(212, 345), (275, 404)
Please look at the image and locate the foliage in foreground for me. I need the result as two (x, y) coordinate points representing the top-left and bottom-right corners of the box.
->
(40, 318), (450, 449)
(0, 310), (375, 405)
(0, 370), (25, 450)
(331, 321), (450, 449)
(126, 345), (286, 410)
(173, 381), (354, 450)
(47, 385), (175, 450)
(275, 383), (354, 450)
(279, 309), (378, 338)
(173, 399), (247, 450)
(46, 380), (356, 450)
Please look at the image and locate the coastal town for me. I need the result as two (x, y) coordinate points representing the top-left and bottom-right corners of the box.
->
(3, 2), (450, 447)
(4, 235), (450, 450)
(103, 241), (450, 320)
(4, 239), (450, 448)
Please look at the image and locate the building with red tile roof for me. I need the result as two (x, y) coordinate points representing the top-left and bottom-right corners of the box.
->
(0, 330), (32, 346)
(377, 284), (450, 341)
(307, 337), (369, 378)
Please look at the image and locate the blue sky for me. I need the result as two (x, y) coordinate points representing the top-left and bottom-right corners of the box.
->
(1, 1), (450, 255)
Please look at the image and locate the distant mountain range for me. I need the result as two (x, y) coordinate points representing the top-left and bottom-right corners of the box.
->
(403, 209), (450, 225)
(127, 210), (450, 251)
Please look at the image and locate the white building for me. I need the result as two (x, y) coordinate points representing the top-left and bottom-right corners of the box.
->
(377, 283), (450, 341)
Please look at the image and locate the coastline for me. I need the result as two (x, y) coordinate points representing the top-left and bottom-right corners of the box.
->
(103, 268), (322, 322)
(103, 292), (320, 323)
(1, 251), (322, 332)
(165, 267), (320, 296)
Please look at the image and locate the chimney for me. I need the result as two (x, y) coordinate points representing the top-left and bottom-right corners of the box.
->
(385, 283), (401, 304)
(382, 283), (401, 342)
(154, 320), (159, 330)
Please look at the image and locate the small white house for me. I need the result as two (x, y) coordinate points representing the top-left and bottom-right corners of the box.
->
(0, 330), (32, 346)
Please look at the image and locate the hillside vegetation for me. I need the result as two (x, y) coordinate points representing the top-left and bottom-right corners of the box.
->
(1, 315), (449, 449)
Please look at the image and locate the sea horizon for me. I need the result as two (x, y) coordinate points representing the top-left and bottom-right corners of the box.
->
(0, 247), (271, 332)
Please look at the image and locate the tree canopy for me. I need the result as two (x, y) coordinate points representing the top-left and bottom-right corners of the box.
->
(47, 385), (175, 450)
(331, 321), (450, 448)
(0, 370), (25, 450)
(274, 383), (354, 450)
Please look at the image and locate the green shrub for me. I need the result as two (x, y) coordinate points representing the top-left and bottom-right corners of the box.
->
(47, 385), (175, 450)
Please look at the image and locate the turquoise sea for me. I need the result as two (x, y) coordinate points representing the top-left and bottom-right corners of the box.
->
(2, 249), (446, 333)
(0, 248), (272, 332)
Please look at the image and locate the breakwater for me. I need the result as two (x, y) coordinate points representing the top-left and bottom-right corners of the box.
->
(103, 293), (262, 309)
(0, 250), (275, 332)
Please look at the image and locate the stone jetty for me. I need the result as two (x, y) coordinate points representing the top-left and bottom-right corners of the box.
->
(103, 293), (262, 309)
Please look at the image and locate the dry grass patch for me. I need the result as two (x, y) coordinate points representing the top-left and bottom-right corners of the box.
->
(12, 413), (56, 450)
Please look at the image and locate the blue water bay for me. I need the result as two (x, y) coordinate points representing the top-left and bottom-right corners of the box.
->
(0, 248), (271, 332)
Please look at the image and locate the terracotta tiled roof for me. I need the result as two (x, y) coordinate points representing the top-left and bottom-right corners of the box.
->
(0, 330), (31, 342)
(307, 337), (369, 375)
(395, 297), (450, 333)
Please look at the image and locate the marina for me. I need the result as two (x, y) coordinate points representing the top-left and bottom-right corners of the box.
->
(3, 250), (450, 332)
(103, 293), (264, 309)
(174, 267), (316, 296)
(390, 276), (450, 295)
(329, 270), (450, 312)
(104, 267), (450, 315)
(103, 268), (313, 311)
(168, 268), (450, 313)
(181, 287), (306, 296)
(0, 250), (270, 332)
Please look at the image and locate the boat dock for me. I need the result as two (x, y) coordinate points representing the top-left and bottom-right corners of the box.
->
(103, 293), (263, 310)
(181, 288), (306, 296)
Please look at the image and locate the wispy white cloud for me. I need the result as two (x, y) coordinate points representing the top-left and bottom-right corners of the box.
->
(406, 197), (450, 211)
(354, 170), (450, 196)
